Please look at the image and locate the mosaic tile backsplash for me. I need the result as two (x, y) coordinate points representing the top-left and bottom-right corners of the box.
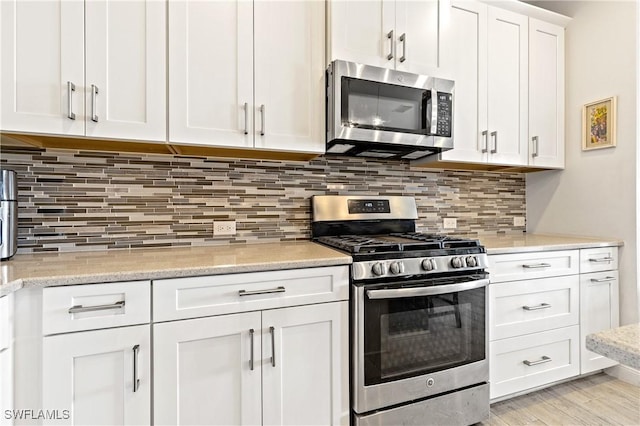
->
(0, 147), (525, 253)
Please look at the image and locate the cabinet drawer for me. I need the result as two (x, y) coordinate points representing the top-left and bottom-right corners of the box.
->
(490, 275), (579, 340)
(153, 266), (349, 322)
(580, 247), (618, 273)
(42, 281), (151, 335)
(0, 294), (10, 351)
(490, 325), (579, 399)
(488, 250), (579, 283)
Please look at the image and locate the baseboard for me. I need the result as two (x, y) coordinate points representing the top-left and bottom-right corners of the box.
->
(605, 364), (640, 386)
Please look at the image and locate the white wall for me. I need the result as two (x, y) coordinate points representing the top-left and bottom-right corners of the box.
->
(526, 1), (638, 324)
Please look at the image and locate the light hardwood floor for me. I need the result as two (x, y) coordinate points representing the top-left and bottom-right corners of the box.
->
(483, 373), (640, 426)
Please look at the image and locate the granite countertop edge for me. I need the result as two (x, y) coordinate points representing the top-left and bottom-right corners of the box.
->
(585, 324), (640, 370)
(482, 234), (624, 255)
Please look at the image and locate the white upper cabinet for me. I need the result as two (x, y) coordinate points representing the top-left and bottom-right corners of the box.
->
(529, 18), (565, 168)
(0, 0), (166, 142)
(170, 0), (325, 154)
(328, 0), (439, 74)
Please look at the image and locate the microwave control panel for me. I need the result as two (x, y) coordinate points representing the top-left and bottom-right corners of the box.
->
(436, 92), (453, 137)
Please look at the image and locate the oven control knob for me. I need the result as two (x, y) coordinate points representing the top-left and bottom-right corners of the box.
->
(372, 262), (387, 276)
(466, 256), (478, 268)
(451, 257), (463, 268)
(421, 258), (435, 271)
(389, 261), (404, 275)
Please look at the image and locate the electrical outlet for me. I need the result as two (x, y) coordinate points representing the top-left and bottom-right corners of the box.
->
(443, 218), (457, 229)
(514, 217), (526, 227)
(214, 221), (236, 236)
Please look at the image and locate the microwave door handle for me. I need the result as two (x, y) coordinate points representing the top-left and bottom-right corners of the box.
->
(366, 278), (489, 299)
(430, 88), (438, 134)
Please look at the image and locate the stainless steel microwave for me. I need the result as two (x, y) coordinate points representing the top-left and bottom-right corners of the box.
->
(326, 60), (454, 160)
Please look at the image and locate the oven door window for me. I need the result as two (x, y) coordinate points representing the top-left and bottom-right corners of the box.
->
(341, 77), (431, 135)
(363, 283), (485, 386)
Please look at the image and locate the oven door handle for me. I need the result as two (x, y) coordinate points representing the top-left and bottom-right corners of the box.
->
(366, 278), (489, 299)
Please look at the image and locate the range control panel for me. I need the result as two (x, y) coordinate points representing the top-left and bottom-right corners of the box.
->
(348, 199), (391, 214)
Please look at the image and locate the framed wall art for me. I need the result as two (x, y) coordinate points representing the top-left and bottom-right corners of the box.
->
(582, 96), (617, 151)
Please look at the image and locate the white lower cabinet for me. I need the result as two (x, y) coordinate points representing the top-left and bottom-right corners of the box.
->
(0, 294), (13, 426)
(154, 302), (348, 426)
(42, 325), (151, 425)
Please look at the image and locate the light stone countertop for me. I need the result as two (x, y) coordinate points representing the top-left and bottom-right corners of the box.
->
(586, 323), (640, 370)
(480, 233), (623, 255)
(0, 242), (352, 297)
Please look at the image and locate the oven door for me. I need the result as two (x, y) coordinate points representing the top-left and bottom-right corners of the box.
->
(353, 275), (489, 414)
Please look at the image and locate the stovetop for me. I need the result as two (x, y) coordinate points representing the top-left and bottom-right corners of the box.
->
(315, 233), (482, 255)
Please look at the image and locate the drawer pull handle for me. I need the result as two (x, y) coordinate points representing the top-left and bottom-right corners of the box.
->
(249, 329), (255, 371)
(589, 257), (614, 263)
(68, 300), (125, 314)
(523, 356), (551, 366)
(522, 303), (551, 311)
(590, 276), (616, 283)
(522, 263), (552, 269)
(270, 326), (276, 367)
(132, 344), (140, 392)
(238, 286), (285, 297)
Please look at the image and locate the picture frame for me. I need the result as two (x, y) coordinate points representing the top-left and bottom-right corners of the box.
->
(582, 96), (617, 151)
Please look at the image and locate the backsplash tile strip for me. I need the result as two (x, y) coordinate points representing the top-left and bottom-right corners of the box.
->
(1, 147), (525, 253)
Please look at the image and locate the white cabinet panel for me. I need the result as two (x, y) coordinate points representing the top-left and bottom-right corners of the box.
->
(580, 246), (619, 273)
(0, 294), (13, 426)
(488, 250), (579, 283)
(395, 0), (439, 75)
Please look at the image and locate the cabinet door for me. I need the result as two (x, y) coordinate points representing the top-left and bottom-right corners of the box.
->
(43, 325), (151, 425)
(529, 19), (565, 168)
(580, 271), (619, 373)
(262, 302), (349, 426)
(154, 312), (262, 426)
(439, 0), (488, 164)
(328, 0), (395, 68)
(0, 295), (12, 426)
(85, 0), (166, 141)
(0, 0), (84, 135)
(487, 7), (528, 166)
(168, 0), (253, 148)
(254, 0), (326, 153)
(394, 0), (439, 75)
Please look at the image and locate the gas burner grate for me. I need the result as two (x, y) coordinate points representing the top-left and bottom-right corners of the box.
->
(315, 235), (401, 254)
(389, 233), (482, 249)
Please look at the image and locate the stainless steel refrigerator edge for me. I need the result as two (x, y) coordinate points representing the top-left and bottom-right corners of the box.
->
(0, 169), (18, 260)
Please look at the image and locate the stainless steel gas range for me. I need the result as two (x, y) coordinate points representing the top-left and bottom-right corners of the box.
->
(311, 195), (489, 426)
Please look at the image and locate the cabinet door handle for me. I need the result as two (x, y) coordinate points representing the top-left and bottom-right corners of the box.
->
(589, 257), (614, 263)
(522, 303), (551, 311)
(532, 136), (539, 158)
(590, 276), (616, 283)
(243, 102), (249, 135)
(68, 300), (125, 314)
(481, 130), (488, 153)
(90, 84), (99, 122)
(238, 286), (285, 297)
(387, 30), (394, 60)
(522, 263), (552, 269)
(269, 326), (276, 367)
(399, 33), (407, 63)
(249, 328), (255, 371)
(132, 344), (140, 392)
(490, 131), (498, 154)
(259, 104), (265, 136)
(523, 356), (551, 366)
(67, 81), (76, 120)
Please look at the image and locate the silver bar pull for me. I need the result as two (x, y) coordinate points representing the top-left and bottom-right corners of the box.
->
(90, 84), (99, 122)
(523, 303), (551, 311)
(249, 329), (255, 371)
(532, 136), (539, 157)
(590, 276), (616, 283)
(589, 257), (614, 263)
(68, 300), (125, 314)
(243, 102), (249, 135)
(269, 326), (276, 367)
(387, 30), (394, 60)
(67, 81), (76, 120)
(259, 104), (265, 136)
(523, 356), (551, 366)
(481, 130), (488, 153)
(238, 286), (285, 297)
(399, 33), (406, 63)
(522, 263), (552, 269)
(132, 344), (140, 392)
(490, 131), (498, 154)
